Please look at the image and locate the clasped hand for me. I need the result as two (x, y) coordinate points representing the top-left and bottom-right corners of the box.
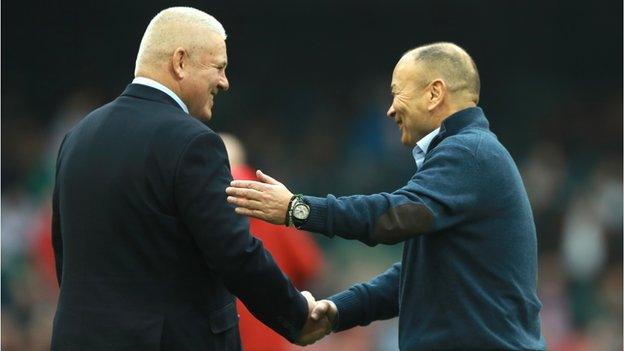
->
(298, 291), (338, 346)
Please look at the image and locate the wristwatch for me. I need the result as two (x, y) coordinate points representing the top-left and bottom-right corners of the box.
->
(286, 194), (310, 227)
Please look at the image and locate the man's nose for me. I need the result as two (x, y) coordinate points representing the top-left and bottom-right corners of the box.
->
(219, 75), (230, 91)
(387, 105), (395, 118)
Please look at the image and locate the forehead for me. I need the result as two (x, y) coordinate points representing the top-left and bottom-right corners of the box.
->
(200, 33), (228, 63)
(391, 57), (423, 88)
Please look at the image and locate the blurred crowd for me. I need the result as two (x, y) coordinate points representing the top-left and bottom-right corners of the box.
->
(2, 77), (622, 351)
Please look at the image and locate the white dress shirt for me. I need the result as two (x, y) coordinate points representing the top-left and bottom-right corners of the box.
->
(412, 127), (440, 169)
(132, 77), (189, 114)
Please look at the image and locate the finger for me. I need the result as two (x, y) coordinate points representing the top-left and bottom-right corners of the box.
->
(297, 339), (316, 347)
(299, 329), (324, 346)
(314, 319), (332, 336)
(225, 187), (263, 200)
(302, 322), (331, 344)
(227, 196), (264, 210)
(256, 170), (280, 185)
(297, 318), (332, 346)
(229, 180), (266, 191)
(234, 207), (267, 220)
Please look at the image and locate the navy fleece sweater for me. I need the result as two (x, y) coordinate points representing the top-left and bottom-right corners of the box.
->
(300, 107), (545, 350)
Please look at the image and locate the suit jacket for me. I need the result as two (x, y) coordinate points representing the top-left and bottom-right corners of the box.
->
(51, 84), (308, 351)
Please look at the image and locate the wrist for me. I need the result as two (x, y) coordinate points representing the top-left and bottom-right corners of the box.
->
(286, 194), (310, 228)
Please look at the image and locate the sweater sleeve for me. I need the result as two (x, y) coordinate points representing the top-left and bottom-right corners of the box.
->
(301, 141), (479, 246)
(328, 262), (401, 331)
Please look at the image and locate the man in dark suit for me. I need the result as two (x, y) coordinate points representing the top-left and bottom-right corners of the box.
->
(51, 7), (328, 350)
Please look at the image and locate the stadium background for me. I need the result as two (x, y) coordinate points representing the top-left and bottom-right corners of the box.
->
(2, 0), (622, 350)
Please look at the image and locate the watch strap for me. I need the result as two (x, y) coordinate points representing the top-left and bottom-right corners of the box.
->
(284, 195), (297, 227)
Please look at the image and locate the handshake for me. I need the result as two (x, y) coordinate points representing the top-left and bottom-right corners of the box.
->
(297, 291), (338, 346)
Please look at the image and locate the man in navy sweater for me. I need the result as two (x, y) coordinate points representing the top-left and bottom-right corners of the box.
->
(226, 42), (545, 350)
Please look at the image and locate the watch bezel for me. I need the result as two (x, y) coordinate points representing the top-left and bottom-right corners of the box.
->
(292, 202), (310, 220)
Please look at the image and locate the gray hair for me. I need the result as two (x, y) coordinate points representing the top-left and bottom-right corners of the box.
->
(135, 7), (226, 72)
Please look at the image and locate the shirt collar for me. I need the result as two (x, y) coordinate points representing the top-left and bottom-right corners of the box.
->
(412, 127), (440, 169)
(132, 77), (189, 114)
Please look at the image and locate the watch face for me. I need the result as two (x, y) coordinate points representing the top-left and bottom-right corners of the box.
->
(293, 203), (310, 220)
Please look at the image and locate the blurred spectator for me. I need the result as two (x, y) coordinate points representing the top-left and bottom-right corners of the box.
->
(521, 141), (569, 252)
(1, 89), (104, 351)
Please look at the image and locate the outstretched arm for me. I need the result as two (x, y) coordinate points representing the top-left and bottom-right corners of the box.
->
(226, 142), (479, 246)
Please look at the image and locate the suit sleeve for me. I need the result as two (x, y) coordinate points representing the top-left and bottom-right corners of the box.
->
(52, 135), (68, 287)
(174, 132), (308, 342)
(300, 142), (479, 246)
(328, 262), (400, 331)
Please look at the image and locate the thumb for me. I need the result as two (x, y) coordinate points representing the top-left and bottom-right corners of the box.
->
(256, 170), (280, 185)
(311, 301), (329, 321)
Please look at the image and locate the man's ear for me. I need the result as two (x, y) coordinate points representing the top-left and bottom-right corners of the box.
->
(171, 47), (188, 80)
(428, 79), (446, 111)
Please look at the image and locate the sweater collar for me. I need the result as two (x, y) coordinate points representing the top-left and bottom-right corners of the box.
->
(428, 107), (489, 151)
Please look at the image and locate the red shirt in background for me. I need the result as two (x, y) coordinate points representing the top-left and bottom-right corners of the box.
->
(232, 165), (324, 351)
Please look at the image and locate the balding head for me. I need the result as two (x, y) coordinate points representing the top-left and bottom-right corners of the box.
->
(403, 42), (480, 104)
(133, 7), (230, 122)
(388, 42), (480, 147)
